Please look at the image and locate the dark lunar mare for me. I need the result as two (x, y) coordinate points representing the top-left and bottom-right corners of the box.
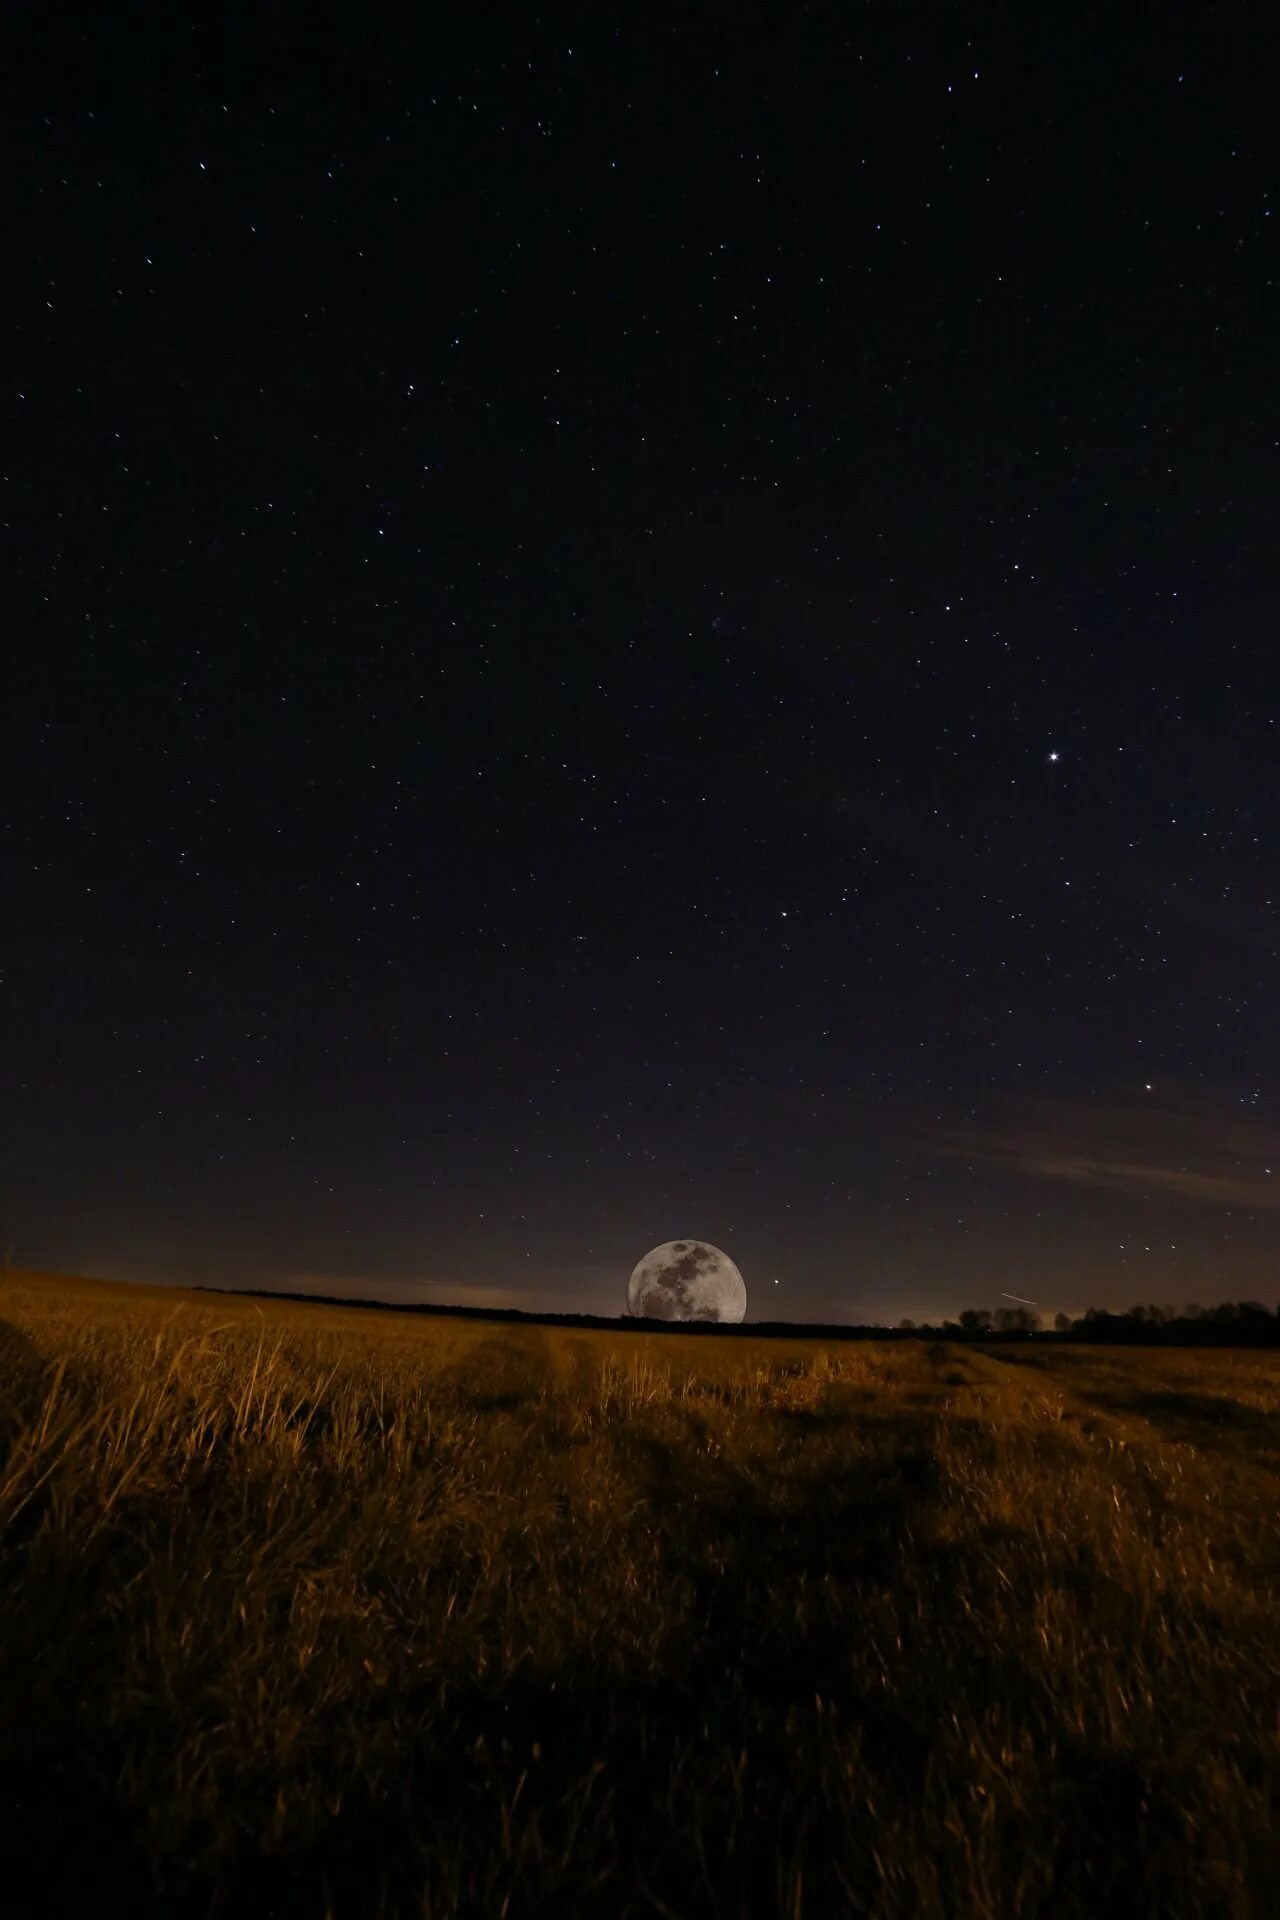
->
(641, 1243), (719, 1318)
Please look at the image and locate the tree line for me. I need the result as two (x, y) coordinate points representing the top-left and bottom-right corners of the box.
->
(896, 1301), (1280, 1344)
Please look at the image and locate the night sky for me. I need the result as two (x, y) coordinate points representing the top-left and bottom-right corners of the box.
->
(6, 8), (1277, 1322)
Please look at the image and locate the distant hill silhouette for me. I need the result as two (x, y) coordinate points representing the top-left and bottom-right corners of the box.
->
(194, 1288), (1280, 1347)
(195, 1288), (895, 1340)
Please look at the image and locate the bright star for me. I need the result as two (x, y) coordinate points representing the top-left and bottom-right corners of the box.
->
(1047, 750), (1060, 763)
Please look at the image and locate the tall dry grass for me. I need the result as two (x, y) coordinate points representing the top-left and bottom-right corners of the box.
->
(1, 1275), (1278, 1917)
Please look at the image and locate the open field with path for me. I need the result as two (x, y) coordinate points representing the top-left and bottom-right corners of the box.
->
(2, 1272), (1278, 1917)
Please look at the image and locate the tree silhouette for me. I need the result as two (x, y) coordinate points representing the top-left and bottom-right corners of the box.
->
(1037, 1299), (1276, 1347)
(958, 1308), (993, 1333)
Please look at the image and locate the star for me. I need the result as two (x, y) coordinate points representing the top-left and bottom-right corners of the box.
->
(1047, 750), (1060, 764)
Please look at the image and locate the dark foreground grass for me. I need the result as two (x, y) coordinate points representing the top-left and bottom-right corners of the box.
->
(2, 1273), (1278, 1918)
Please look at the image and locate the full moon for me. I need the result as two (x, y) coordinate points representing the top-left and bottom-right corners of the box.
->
(627, 1240), (747, 1323)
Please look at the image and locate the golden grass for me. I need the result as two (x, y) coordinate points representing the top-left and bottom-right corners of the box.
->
(2, 1271), (1278, 1917)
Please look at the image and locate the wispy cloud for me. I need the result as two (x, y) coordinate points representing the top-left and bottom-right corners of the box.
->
(943, 1085), (1280, 1210)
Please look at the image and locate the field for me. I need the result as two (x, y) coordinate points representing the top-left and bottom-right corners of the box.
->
(2, 1273), (1278, 1918)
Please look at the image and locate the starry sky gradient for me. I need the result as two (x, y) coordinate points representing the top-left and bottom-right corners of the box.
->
(5, 7), (1277, 1320)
